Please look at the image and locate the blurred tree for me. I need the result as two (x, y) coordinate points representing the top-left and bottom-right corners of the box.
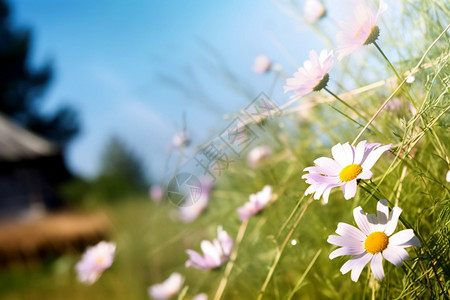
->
(0, 0), (79, 145)
(94, 137), (148, 200)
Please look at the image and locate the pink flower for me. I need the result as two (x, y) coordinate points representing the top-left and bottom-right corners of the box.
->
(303, 140), (392, 203)
(237, 185), (272, 221)
(336, 0), (388, 60)
(284, 49), (333, 99)
(247, 146), (272, 169)
(192, 294), (208, 300)
(148, 272), (184, 300)
(328, 200), (420, 282)
(252, 54), (271, 74)
(304, 0), (326, 23)
(382, 98), (417, 116)
(179, 179), (214, 223)
(172, 131), (190, 148)
(75, 241), (116, 284)
(447, 170), (450, 182)
(150, 185), (164, 202)
(185, 226), (233, 270)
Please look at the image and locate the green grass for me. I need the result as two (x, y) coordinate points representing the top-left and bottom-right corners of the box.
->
(1, 0), (449, 299)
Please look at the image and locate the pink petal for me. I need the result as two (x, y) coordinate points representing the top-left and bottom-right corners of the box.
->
(200, 241), (221, 267)
(185, 250), (207, 269)
(313, 157), (342, 174)
(361, 144), (392, 171)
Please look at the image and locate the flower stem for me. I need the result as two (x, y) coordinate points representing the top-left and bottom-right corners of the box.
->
(324, 87), (368, 122)
(373, 41), (401, 80)
(286, 249), (322, 300)
(257, 196), (314, 300)
(373, 41), (419, 110)
(351, 24), (450, 146)
(213, 219), (249, 300)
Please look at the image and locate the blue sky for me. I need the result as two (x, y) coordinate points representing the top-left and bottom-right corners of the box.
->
(10, 0), (330, 181)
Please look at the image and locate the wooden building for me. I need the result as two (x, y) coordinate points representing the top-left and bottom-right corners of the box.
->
(0, 112), (69, 220)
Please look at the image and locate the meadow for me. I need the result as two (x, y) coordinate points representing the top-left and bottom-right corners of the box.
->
(1, 0), (449, 299)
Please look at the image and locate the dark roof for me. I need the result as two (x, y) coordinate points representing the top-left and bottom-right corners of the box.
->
(0, 113), (58, 161)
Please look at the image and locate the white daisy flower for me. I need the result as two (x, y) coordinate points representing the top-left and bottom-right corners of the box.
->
(148, 272), (184, 300)
(304, 0), (326, 23)
(328, 199), (421, 282)
(237, 185), (272, 221)
(302, 140), (392, 203)
(253, 54), (271, 74)
(75, 241), (116, 284)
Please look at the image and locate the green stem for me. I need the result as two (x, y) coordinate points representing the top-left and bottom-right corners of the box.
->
(362, 182), (448, 297)
(257, 197), (314, 300)
(373, 41), (419, 109)
(287, 249), (322, 300)
(324, 87), (368, 122)
(373, 41), (401, 80)
(351, 24), (450, 145)
(213, 219), (249, 300)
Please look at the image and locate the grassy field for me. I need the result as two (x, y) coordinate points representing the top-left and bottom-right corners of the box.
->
(1, 0), (449, 299)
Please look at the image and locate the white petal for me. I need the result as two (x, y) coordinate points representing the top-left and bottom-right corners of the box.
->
(353, 140), (367, 165)
(376, 199), (389, 225)
(322, 186), (332, 204)
(185, 249), (207, 269)
(343, 180), (357, 199)
(200, 241), (221, 266)
(357, 170), (373, 180)
(367, 213), (379, 232)
(336, 223), (366, 241)
(340, 252), (366, 274)
(350, 252), (373, 282)
(353, 206), (372, 236)
(314, 183), (329, 200)
(342, 143), (355, 164)
(314, 157), (342, 175)
(389, 229), (421, 247)
(332, 143), (351, 167)
(340, 252), (372, 282)
(329, 246), (365, 259)
(361, 144), (392, 171)
(370, 253), (385, 280)
(328, 235), (363, 248)
(385, 206), (402, 236)
(382, 246), (409, 267)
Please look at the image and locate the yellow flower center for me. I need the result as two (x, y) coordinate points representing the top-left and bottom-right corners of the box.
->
(339, 164), (363, 182)
(364, 232), (389, 254)
(96, 257), (104, 265)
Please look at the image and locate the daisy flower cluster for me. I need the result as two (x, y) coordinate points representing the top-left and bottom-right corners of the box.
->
(328, 200), (420, 282)
(280, 0), (425, 285)
(71, 0), (449, 297)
